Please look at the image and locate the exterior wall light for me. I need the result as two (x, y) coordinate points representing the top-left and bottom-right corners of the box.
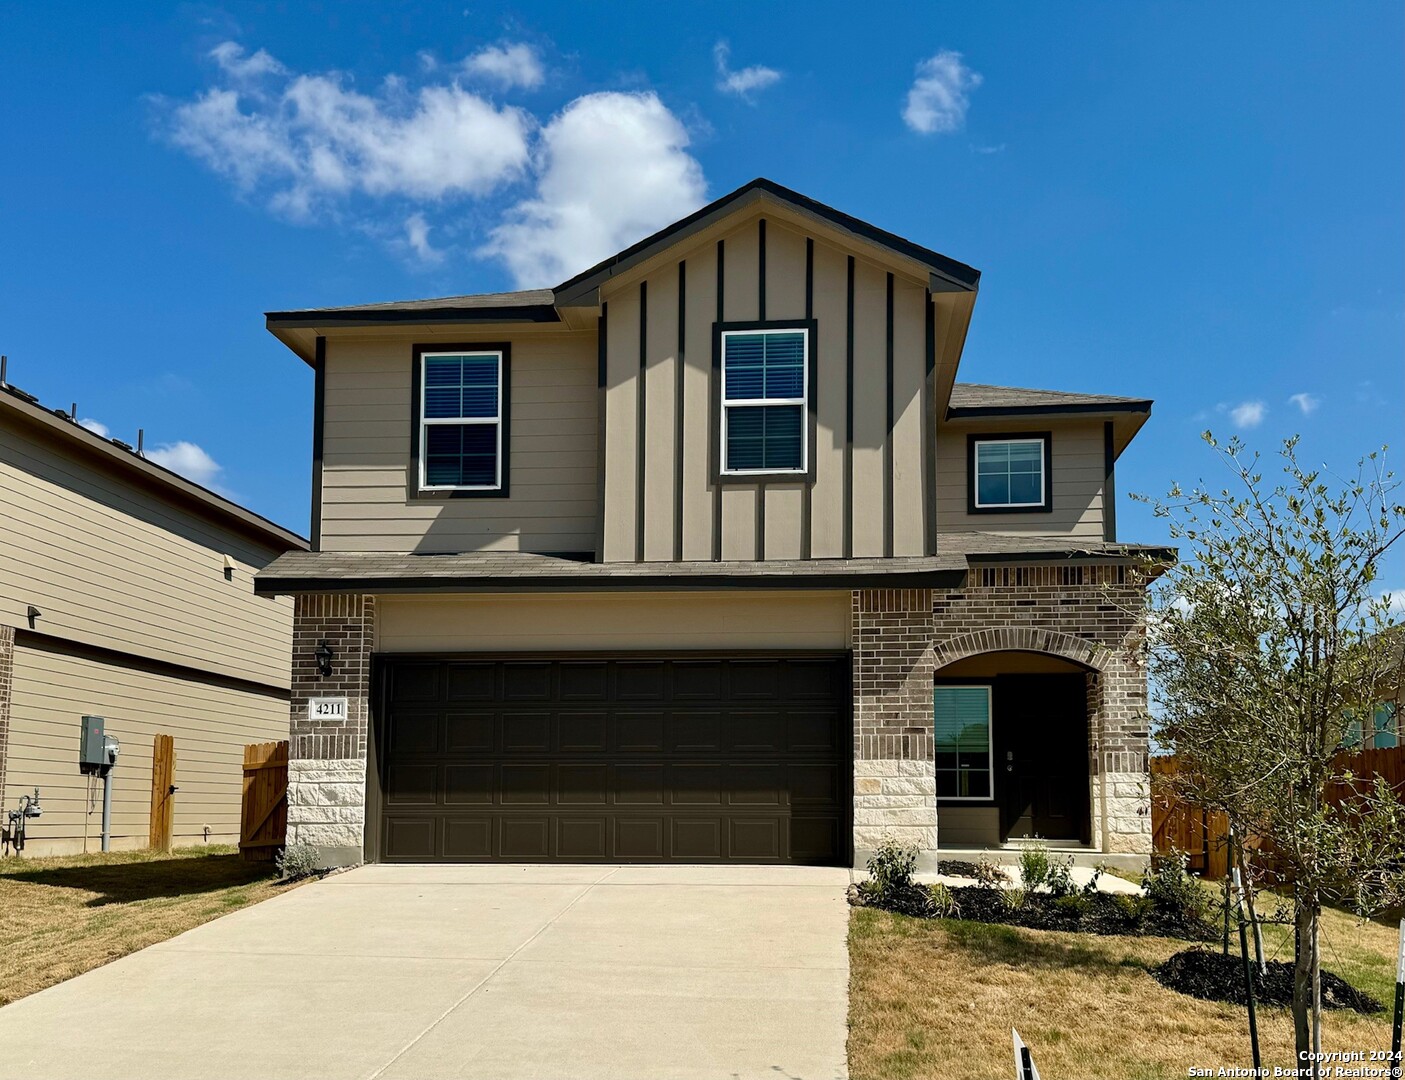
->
(315, 640), (335, 678)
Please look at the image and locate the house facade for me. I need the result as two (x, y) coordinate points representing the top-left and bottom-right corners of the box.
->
(256, 179), (1165, 869)
(0, 377), (303, 855)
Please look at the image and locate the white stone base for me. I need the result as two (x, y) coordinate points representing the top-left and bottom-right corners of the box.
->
(287, 757), (366, 866)
(1098, 770), (1152, 854)
(853, 759), (938, 864)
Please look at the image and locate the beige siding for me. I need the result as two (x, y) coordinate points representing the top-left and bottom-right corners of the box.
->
(936, 418), (1106, 536)
(6, 642), (289, 855)
(321, 330), (598, 555)
(0, 423), (293, 689)
(377, 591), (852, 652)
(597, 212), (942, 563)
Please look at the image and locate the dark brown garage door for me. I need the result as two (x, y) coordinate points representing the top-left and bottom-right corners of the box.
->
(374, 655), (850, 864)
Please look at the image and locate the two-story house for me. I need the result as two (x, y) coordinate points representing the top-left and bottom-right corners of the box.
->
(256, 179), (1165, 870)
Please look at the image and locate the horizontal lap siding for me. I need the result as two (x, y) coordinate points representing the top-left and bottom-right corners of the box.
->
(321, 332), (599, 554)
(934, 419), (1106, 536)
(0, 424), (293, 689)
(7, 643), (289, 854)
(376, 592), (852, 652)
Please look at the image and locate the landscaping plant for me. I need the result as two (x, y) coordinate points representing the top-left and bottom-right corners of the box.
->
(1135, 433), (1405, 1063)
(275, 842), (322, 881)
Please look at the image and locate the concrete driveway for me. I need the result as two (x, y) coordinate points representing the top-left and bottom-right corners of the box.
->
(0, 864), (850, 1080)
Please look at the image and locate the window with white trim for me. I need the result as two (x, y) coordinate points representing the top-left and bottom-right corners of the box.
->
(973, 438), (1046, 509)
(419, 351), (503, 490)
(721, 328), (807, 474)
(934, 685), (993, 800)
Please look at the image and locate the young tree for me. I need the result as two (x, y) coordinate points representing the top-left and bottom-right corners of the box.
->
(1140, 433), (1405, 1065)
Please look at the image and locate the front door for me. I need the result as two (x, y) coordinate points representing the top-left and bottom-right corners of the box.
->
(996, 675), (1089, 843)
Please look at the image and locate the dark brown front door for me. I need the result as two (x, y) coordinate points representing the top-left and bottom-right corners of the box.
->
(996, 675), (1090, 843)
(375, 655), (850, 864)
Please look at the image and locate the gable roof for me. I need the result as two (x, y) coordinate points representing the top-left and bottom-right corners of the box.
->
(265, 177), (981, 362)
(947, 383), (1153, 418)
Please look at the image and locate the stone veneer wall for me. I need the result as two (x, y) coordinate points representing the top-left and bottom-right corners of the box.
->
(851, 564), (1151, 865)
(286, 594), (375, 866)
(0, 624), (12, 809)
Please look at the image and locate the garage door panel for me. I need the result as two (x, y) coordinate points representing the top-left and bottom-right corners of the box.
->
(377, 656), (849, 864)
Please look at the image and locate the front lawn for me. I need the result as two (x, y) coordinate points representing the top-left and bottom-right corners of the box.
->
(848, 904), (1396, 1079)
(0, 846), (291, 1006)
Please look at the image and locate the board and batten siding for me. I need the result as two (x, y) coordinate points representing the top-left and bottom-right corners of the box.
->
(6, 641), (289, 855)
(0, 421), (293, 688)
(376, 591), (852, 653)
(600, 214), (937, 563)
(319, 330), (598, 554)
(934, 418), (1107, 536)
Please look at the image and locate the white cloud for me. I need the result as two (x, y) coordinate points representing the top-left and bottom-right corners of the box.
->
(403, 212), (444, 264)
(146, 440), (224, 489)
(1289, 392), (1319, 415)
(209, 41), (285, 81)
(164, 43), (533, 219)
(713, 41), (781, 101)
(78, 418), (110, 438)
(463, 43), (544, 90)
(1228, 400), (1267, 428)
(481, 91), (707, 287)
(903, 49), (981, 135)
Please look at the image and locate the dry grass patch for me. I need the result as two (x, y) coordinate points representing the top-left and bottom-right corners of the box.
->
(0, 845), (292, 1006)
(848, 907), (1394, 1080)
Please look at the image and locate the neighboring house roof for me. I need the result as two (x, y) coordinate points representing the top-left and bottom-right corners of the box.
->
(0, 381), (308, 552)
(265, 177), (981, 363)
(253, 536), (1171, 595)
(947, 384), (1153, 418)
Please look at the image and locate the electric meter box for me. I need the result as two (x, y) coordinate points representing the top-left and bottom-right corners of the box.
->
(79, 715), (106, 773)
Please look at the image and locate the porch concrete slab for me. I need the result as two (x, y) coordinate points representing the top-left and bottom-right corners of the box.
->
(0, 864), (849, 1080)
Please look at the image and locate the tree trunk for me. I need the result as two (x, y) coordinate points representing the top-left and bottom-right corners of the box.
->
(1311, 906), (1323, 1064)
(1293, 898), (1313, 1066)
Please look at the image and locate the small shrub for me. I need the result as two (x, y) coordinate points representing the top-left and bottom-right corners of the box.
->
(1082, 864), (1108, 896)
(275, 842), (322, 881)
(1046, 858), (1077, 899)
(867, 838), (918, 898)
(1018, 839), (1052, 891)
(972, 857), (1009, 887)
(1052, 893), (1089, 922)
(1144, 853), (1206, 923)
(1003, 886), (1027, 912)
(928, 882), (960, 918)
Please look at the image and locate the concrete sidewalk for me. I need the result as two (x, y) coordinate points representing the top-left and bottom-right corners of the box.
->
(0, 864), (850, 1080)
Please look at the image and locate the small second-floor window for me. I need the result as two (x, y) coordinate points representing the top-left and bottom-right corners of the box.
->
(972, 436), (1049, 511)
(721, 328), (807, 474)
(420, 351), (503, 490)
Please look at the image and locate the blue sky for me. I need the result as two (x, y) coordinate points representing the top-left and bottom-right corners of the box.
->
(1, 3), (1400, 576)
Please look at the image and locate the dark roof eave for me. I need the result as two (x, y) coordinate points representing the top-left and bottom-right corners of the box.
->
(553, 178), (980, 305)
(254, 567), (969, 596)
(945, 401), (1153, 421)
(264, 305), (561, 329)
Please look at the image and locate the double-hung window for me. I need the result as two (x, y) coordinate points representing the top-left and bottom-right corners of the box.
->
(970, 434), (1051, 511)
(721, 327), (808, 475)
(933, 685), (993, 800)
(418, 350), (505, 492)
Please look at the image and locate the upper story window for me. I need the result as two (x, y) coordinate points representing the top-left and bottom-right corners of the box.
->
(720, 327), (809, 476)
(416, 348), (508, 494)
(968, 433), (1053, 514)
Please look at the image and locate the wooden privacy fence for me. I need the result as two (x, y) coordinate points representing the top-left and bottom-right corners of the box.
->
(240, 740), (288, 862)
(148, 733), (176, 851)
(1152, 744), (1405, 879)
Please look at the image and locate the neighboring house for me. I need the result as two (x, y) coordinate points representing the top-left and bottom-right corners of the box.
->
(0, 379), (304, 855)
(257, 178), (1167, 869)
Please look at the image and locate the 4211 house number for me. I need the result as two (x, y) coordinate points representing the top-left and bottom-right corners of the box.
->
(308, 697), (349, 721)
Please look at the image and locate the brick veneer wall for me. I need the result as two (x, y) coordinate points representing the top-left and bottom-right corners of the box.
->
(0, 625), (12, 810)
(287, 594), (375, 866)
(852, 564), (1152, 863)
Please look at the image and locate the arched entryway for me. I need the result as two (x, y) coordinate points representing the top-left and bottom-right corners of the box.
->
(933, 644), (1099, 848)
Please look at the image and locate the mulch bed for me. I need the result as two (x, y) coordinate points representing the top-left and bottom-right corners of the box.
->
(1151, 949), (1384, 1013)
(849, 883), (1219, 941)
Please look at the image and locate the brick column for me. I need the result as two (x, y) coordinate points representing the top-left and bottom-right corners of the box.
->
(851, 589), (938, 867)
(0, 624), (13, 810)
(287, 594), (375, 867)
